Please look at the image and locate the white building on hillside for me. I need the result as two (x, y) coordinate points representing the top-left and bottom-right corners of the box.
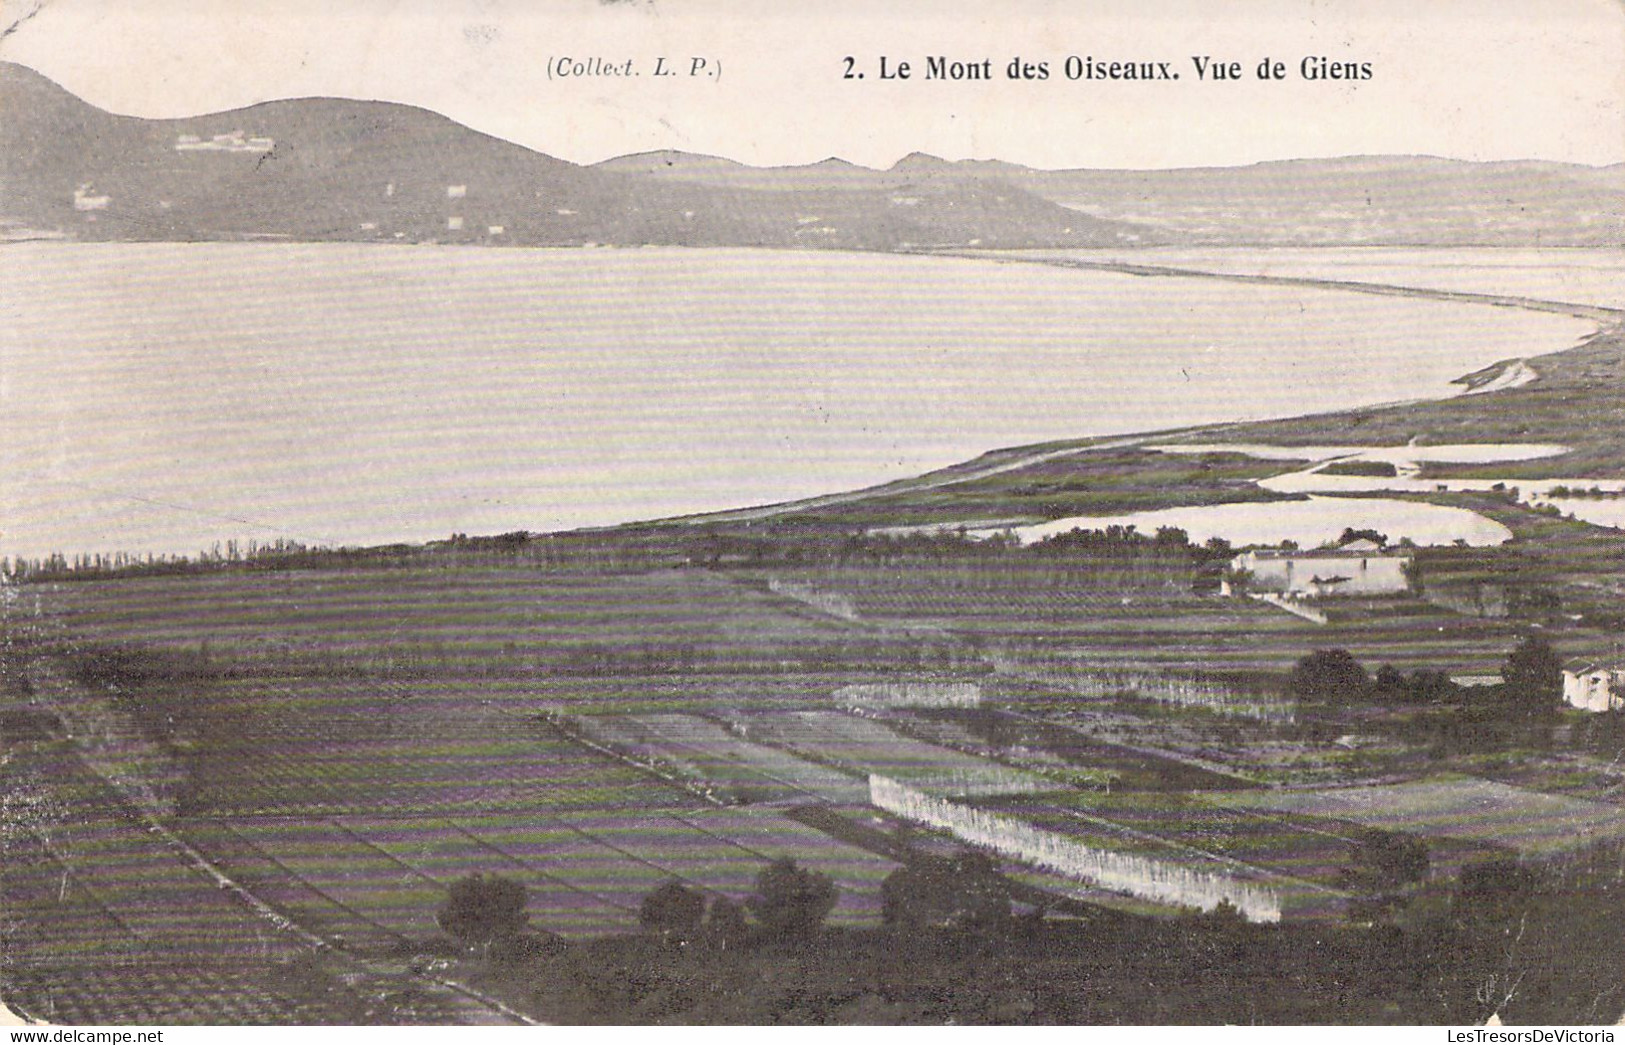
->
(1230, 539), (1413, 597)
(1562, 659), (1625, 712)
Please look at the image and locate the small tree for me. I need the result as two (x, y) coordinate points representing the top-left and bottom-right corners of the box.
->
(1340, 527), (1389, 548)
(437, 874), (528, 953)
(881, 850), (1012, 933)
(1290, 649), (1371, 707)
(703, 895), (750, 950)
(748, 857), (837, 942)
(1344, 828), (1430, 892)
(1407, 669), (1458, 705)
(1374, 663), (1407, 696)
(639, 880), (706, 943)
(1502, 635), (1562, 714)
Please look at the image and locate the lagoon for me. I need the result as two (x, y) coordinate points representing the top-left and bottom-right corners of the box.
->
(992, 495), (1515, 549)
(0, 244), (1597, 561)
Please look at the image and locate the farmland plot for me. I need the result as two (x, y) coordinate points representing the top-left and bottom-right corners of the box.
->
(1, 960), (381, 1025)
(181, 677), (700, 817)
(187, 815), (643, 942)
(815, 574), (1524, 676)
(185, 807), (898, 942)
(546, 807), (897, 926)
(192, 732), (677, 817)
(462, 808), (896, 930)
(517, 671), (883, 717)
(908, 709), (1257, 792)
(838, 586), (1220, 624)
(570, 712), (871, 804)
(871, 776), (1289, 922)
(43, 566), (859, 673)
(223, 819), (447, 940)
(349, 817), (647, 937)
(672, 808), (897, 922)
(729, 709), (1058, 797)
(1213, 777), (1625, 856)
(1002, 798), (1353, 918)
(832, 681), (982, 710)
(0, 828), (147, 963)
(1002, 792), (1370, 894)
(886, 712), (1080, 774)
(219, 814), (671, 942)
(554, 812), (769, 897)
(1, 746), (303, 961)
(180, 818), (405, 953)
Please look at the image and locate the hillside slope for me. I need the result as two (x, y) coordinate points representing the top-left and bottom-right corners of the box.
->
(599, 151), (1625, 247)
(0, 63), (1149, 249)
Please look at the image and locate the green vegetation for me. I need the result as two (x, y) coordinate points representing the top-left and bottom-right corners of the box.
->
(1319, 460), (1401, 477)
(748, 858), (839, 942)
(1502, 634), (1563, 712)
(459, 840), (1625, 1024)
(1342, 829), (1431, 892)
(639, 880), (707, 943)
(880, 851), (1013, 932)
(1289, 649), (1371, 707)
(438, 874), (530, 952)
(774, 447), (1290, 530)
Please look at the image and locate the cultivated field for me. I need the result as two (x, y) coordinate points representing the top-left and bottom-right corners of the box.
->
(0, 743), (427, 1023)
(0, 742), (303, 962)
(1213, 776), (1625, 856)
(892, 708), (1259, 792)
(38, 567), (864, 673)
(724, 709), (1056, 798)
(182, 808), (896, 943)
(0, 961), (399, 1026)
(1012, 789), (1503, 885)
(164, 676), (700, 818)
(760, 564), (1540, 676)
(561, 712), (872, 805)
(871, 776), (1298, 921)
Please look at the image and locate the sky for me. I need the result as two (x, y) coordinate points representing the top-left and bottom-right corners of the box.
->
(1, 0), (1622, 170)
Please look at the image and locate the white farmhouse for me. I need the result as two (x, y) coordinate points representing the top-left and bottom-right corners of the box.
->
(72, 183), (110, 211)
(1230, 539), (1412, 597)
(1562, 659), (1625, 712)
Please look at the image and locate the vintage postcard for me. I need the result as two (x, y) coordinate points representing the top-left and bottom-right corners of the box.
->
(1, 0), (1622, 1029)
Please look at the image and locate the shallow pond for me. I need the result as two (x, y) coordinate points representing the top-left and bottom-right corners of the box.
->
(994, 495), (1514, 548)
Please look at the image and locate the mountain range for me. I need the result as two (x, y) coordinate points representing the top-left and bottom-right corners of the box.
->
(4, 62), (1621, 249)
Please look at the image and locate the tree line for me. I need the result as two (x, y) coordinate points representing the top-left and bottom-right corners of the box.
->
(426, 833), (1625, 1024)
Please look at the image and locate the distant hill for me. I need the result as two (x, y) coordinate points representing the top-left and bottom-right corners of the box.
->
(5, 62), (1619, 249)
(0, 63), (1151, 249)
(602, 150), (1625, 249)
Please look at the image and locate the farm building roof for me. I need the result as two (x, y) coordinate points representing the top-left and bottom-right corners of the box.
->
(1563, 657), (1625, 675)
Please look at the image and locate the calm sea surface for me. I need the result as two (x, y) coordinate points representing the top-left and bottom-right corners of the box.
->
(0, 244), (1597, 560)
(1024, 247), (1625, 308)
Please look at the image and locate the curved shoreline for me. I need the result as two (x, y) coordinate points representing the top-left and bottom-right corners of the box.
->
(674, 256), (1622, 526)
(922, 248), (1624, 325)
(6, 243), (1615, 552)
